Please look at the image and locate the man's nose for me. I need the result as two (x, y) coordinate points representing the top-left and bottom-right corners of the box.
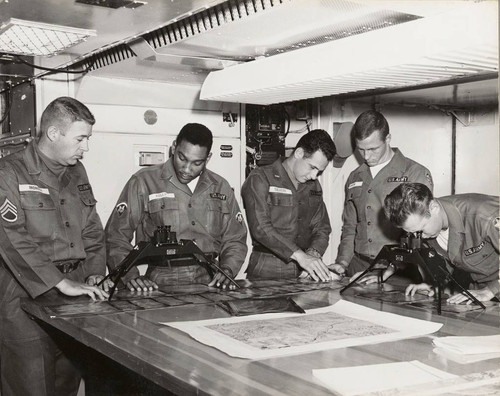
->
(81, 140), (89, 152)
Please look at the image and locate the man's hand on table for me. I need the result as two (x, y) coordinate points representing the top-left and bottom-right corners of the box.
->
(55, 278), (109, 301)
(209, 267), (238, 290)
(86, 274), (114, 292)
(292, 249), (330, 282)
(126, 276), (159, 292)
(447, 287), (494, 304)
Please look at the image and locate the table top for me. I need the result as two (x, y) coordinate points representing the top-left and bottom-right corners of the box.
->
(21, 280), (500, 396)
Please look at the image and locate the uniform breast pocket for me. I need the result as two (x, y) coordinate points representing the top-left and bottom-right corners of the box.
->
(269, 192), (293, 207)
(268, 193), (294, 226)
(148, 198), (179, 230)
(79, 190), (97, 207)
(206, 199), (229, 236)
(347, 186), (363, 202)
(20, 193), (57, 240)
(347, 187), (364, 221)
(308, 195), (322, 208)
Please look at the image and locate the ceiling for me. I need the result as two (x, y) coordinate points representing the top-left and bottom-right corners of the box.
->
(0, 0), (498, 106)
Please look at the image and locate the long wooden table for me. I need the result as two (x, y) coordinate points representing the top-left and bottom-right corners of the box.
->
(21, 280), (500, 395)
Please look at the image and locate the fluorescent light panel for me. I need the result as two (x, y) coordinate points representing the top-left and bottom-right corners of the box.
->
(0, 18), (96, 57)
(200, 2), (498, 105)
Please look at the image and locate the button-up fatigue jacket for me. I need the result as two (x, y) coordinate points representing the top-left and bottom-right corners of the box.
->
(337, 148), (433, 264)
(0, 141), (105, 340)
(429, 194), (499, 298)
(241, 158), (331, 262)
(105, 158), (247, 281)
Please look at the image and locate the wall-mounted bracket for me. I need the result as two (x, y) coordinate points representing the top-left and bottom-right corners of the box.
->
(448, 110), (473, 127)
(426, 104), (473, 127)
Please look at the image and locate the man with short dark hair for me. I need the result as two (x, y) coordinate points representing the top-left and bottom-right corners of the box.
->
(330, 110), (434, 278)
(242, 129), (336, 281)
(383, 182), (499, 303)
(0, 96), (109, 396)
(106, 123), (247, 290)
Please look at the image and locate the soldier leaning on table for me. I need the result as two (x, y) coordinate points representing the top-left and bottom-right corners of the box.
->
(0, 97), (110, 396)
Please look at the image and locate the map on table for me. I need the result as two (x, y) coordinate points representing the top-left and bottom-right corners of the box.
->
(208, 311), (394, 349)
(163, 300), (443, 359)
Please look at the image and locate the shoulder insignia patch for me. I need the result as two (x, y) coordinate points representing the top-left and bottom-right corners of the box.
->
(494, 217), (500, 231)
(236, 212), (244, 224)
(0, 198), (17, 222)
(210, 192), (227, 201)
(387, 176), (408, 183)
(77, 183), (91, 192)
(310, 190), (322, 196)
(464, 241), (485, 256)
(115, 202), (127, 216)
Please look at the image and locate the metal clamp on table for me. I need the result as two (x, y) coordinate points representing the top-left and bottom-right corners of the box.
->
(340, 232), (486, 314)
(99, 225), (240, 299)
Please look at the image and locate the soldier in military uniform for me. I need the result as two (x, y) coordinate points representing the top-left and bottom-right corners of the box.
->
(329, 110), (434, 278)
(384, 182), (499, 303)
(241, 129), (336, 281)
(0, 97), (109, 396)
(106, 123), (247, 291)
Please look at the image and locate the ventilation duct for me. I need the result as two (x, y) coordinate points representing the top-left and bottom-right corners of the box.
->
(200, 2), (498, 105)
(71, 0), (293, 73)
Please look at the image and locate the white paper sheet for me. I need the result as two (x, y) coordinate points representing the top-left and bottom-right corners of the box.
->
(312, 361), (457, 396)
(433, 347), (500, 364)
(162, 300), (442, 359)
(433, 334), (500, 355)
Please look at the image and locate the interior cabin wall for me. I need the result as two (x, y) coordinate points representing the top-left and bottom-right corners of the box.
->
(315, 98), (499, 264)
(455, 107), (499, 195)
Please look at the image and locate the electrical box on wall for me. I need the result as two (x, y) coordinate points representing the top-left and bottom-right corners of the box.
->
(245, 104), (286, 177)
(8, 83), (36, 136)
(139, 151), (165, 166)
(133, 145), (168, 167)
(0, 81), (36, 158)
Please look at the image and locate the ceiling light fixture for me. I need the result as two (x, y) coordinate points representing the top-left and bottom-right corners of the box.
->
(200, 2), (497, 105)
(0, 18), (96, 57)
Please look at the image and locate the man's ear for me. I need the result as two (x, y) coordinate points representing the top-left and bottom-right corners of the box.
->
(46, 126), (59, 142)
(169, 141), (177, 158)
(429, 199), (439, 214)
(206, 152), (212, 164)
(385, 133), (392, 145)
(294, 147), (304, 159)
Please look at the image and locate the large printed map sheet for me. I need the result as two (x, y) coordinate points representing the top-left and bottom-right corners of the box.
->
(163, 300), (442, 359)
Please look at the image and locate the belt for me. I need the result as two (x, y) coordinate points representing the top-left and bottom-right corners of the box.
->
(55, 260), (81, 274)
(354, 252), (374, 264)
(152, 252), (218, 268)
(252, 245), (274, 255)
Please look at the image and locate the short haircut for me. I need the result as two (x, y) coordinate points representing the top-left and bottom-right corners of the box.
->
(176, 123), (213, 153)
(353, 110), (389, 141)
(39, 97), (95, 136)
(295, 129), (336, 162)
(384, 183), (434, 227)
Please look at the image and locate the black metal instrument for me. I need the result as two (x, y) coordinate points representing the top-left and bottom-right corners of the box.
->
(99, 226), (240, 300)
(340, 232), (485, 314)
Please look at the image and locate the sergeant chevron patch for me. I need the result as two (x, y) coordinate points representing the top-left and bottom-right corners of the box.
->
(0, 198), (17, 222)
